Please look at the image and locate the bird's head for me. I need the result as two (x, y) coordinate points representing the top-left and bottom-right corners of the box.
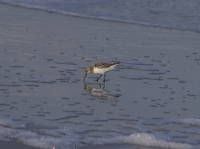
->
(85, 67), (92, 74)
(82, 67), (91, 81)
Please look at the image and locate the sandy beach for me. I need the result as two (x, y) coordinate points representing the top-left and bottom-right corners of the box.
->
(1, 3), (200, 149)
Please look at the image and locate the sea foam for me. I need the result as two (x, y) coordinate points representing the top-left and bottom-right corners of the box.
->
(124, 133), (192, 149)
(0, 118), (194, 149)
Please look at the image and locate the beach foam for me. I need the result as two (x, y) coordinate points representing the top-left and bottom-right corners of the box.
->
(124, 133), (192, 149)
(0, 118), (196, 149)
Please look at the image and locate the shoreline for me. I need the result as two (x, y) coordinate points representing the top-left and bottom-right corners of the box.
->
(0, 2), (199, 33)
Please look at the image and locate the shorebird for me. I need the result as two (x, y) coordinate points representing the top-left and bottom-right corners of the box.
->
(82, 62), (120, 82)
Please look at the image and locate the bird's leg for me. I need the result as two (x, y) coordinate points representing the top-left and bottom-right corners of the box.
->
(96, 74), (102, 82)
(103, 74), (106, 83)
(103, 83), (105, 90)
(100, 83), (105, 90)
(82, 73), (87, 81)
(84, 83), (86, 89)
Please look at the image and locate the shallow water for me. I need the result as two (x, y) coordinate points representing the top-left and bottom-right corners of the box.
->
(1, 4), (200, 149)
(1, 0), (200, 32)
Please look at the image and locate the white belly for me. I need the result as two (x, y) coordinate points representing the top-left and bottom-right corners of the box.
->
(93, 66), (115, 74)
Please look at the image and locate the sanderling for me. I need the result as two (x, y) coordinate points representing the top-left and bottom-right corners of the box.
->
(82, 62), (120, 82)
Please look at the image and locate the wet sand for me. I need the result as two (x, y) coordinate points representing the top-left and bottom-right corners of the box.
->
(1, 3), (200, 149)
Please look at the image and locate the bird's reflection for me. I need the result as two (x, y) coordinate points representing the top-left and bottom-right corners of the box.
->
(84, 83), (120, 100)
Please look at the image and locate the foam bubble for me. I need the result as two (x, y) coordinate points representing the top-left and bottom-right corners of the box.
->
(124, 133), (192, 149)
(0, 118), (29, 128)
(176, 118), (200, 126)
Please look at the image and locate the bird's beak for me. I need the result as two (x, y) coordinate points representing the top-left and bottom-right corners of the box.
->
(82, 73), (87, 81)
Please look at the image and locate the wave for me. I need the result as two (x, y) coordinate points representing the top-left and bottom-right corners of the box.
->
(0, 117), (199, 149)
(1, 1), (200, 32)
